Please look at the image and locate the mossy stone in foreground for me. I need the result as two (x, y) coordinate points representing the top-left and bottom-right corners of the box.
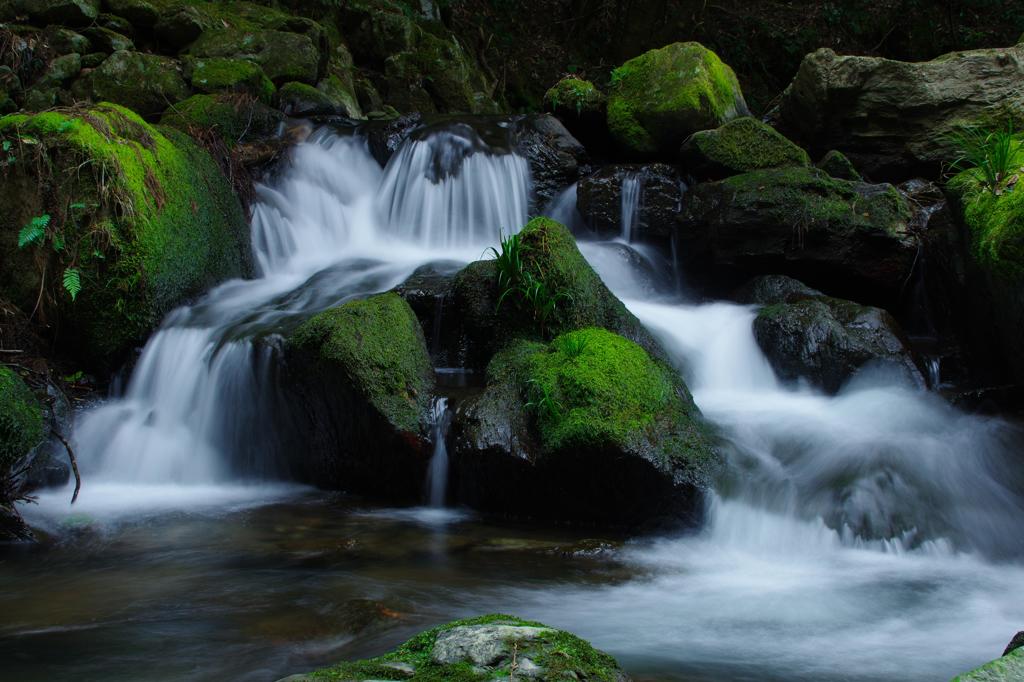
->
(295, 614), (629, 681)
(952, 647), (1024, 681)
(680, 116), (810, 179)
(288, 293), (432, 435)
(0, 367), (43, 474)
(607, 41), (747, 157)
(0, 103), (250, 368)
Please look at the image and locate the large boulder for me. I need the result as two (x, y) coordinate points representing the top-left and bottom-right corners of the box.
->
(27, 0), (99, 27)
(188, 28), (322, 85)
(183, 57), (275, 103)
(677, 166), (915, 305)
(282, 293), (434, 501)
(103, 0), (159, 28)
(544, 76), (607, 151)
(452, 329), (717, 526)
(511, 114), (588, 213)
(947, 164), (1024, 384)
(450, 217), (661, 370)
(952, 646), (1024, 682)
(576, 163), (686, 240)
(740, 276), (925, 393)
(72, 50), (190, 117)
(680, 116), (810, 180)
(0, 104), (251, 369)
(282, 614), (630, 682)
(777, 46), (1024, 181)
(607, 41), (748, 158)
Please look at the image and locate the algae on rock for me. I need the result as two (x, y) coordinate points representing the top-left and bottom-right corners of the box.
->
(680, 116), (810, 179)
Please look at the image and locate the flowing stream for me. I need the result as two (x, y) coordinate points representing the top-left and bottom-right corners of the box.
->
(4, 120), (1023, 682)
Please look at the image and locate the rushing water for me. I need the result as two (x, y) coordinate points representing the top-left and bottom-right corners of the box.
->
(6, 120), (1024, 682)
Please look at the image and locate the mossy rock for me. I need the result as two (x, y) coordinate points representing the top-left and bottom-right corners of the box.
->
(277, 81), (341, 117)
(544, 76), (605, 116)
(0, 366), (43, 475)
(41, 26), (91, 55)
(184, 57), (275, 103)
(82, 26), (134, 53)
(315, 74), (361, 119)
(952, 647), (1024, 681)
(105, 0), (159, 27)
(450, 217), (660, 368)
(188, 28), (322, 85)
(72, 50), (190, 117)
(607, 41), (748, 158)
(450, 329), (717, 526)
(680, 116), (810, 179)
(678, 166), (915, 304)
(0, 103), (250, 369)
(282, 293), (434, 500)
(291, 614), (629, 681)
(160, 93), (283, 148)
(817, 149), (863, 181)
(27, 0), (99, 27)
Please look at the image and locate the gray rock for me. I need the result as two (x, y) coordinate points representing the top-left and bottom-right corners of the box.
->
(778, 46), (1024, 180)
(432, 624), (551, 667)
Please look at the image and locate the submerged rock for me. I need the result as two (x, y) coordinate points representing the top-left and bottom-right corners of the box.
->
(283, 293), (434, 501)
(281, 614), (630, 681)
(745, 276), (925, 393)
(607, 41), (748, 158)
(451, 328), (717, 526)
(0, 103), (251, 369)
(678, 166), (915, 305)
(575, 163), (685, 239)
(680, 116), (810, 180)
(778, 45), (1024, 180)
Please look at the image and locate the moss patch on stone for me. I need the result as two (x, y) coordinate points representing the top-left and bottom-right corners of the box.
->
(185, 56), (275, 103)
(544, 76), (604, 114)
(0, 103), (249, 367)
(306, 614), (624, 682)
(949, 167), (1024, 277)
(817, 149), (863, 181)
(608, 41), (746, 157)
(288, 293), (432, 434)
(72, 50), (190, 117)
(0, 366), (43, 474)
(160, 93), (283, 147)
(681, 116), (809, 177)
(952, 646), (1024, 681)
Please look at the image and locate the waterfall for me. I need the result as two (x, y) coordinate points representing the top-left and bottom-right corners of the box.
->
(425, 397), (451, 507)
(620, 172), (642, 242)
(58, 124), (531, 511)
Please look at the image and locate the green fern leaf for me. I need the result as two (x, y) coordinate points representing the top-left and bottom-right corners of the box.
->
(62, 268), (82, 301)
(17, 214), (50, 248)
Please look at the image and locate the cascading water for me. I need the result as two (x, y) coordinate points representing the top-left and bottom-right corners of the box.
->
(425, 397), (451, 507)
(619, 172), (642, 242)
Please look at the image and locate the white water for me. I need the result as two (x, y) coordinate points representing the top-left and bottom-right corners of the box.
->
(426, 397), (451, 507)
(620, 172), (642, 242)
(20, 119), (1024, 680)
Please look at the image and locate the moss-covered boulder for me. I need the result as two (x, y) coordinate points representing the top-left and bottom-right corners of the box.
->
(947, 163), (1024, 383)
(0, 366), (43, 477)
(545, 77), (605, 117)
(678, 166), (915, 305)
(952, 646), (1024, 681)
(277, 81), (343, 117)
(817, 149), (863, 181)
(160, 93), (283, 148)
(680, 116), (810, 180)
(451, 328), (717, 526)
(450, 217), (660, 370)
(72, 50), (190, 117)
(778, 46), (1024, 180)
(741, 275), (925, 393)
(27, 0), (99, 27)
(183, 57), (275, 103)
(42, 26), (91, 56)
(607, 42), (748, 158)
(284, 614), (630, 681)
(105, 0), (160, 28)
(0, 103), (250, 369)
(82, 26), (134, 53)
(283, 293), (434, 501)
(188, 28), (322, 86)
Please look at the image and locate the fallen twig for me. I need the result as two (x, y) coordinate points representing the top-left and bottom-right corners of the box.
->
(51, 428), (80, 504)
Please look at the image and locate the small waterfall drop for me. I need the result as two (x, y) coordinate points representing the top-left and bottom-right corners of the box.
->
(619, 172), (642, 242)
(425, 397), (451, 507)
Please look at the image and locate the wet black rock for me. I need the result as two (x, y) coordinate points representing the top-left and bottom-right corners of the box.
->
(576, 163), (685, 240)
(362, 112), (424, 167)
(511, 113), (588, 213)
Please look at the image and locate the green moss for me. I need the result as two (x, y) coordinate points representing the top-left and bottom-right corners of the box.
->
(308, 614), (623, 682)
(952, 647), (1024, 681)
(277, 80), (337, 114)
(0, 366), (43, 474)
(682, 116), (810, 175)
(72, 50), (190, 117)
(949, 168), (1024, 277)
(185, 57), (275, 103)
(817, 149), (863, 181)
(160, 93), (283, 147)
(608, 41), (746, 156)
(544, 76), (604, 115)
(288, 293), (432, 433)
(0, 103), (248, 367)
(503, 329), (715, 471)
(188, 27), (321, 85)
(720, 166), (911, 234)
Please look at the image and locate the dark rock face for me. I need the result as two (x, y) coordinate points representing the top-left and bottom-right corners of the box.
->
(511, 114), (588, 213)
(1005, 631), (1024, 657)
(778, 46), (1024, 181)
(576, 163), (685, 240)
(392, 261), (466, 367)
(361, 112), (424, 166)
(743, 275), (925, 393)
(678, 166), (916, 306)
(28, 0), (100, 27)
